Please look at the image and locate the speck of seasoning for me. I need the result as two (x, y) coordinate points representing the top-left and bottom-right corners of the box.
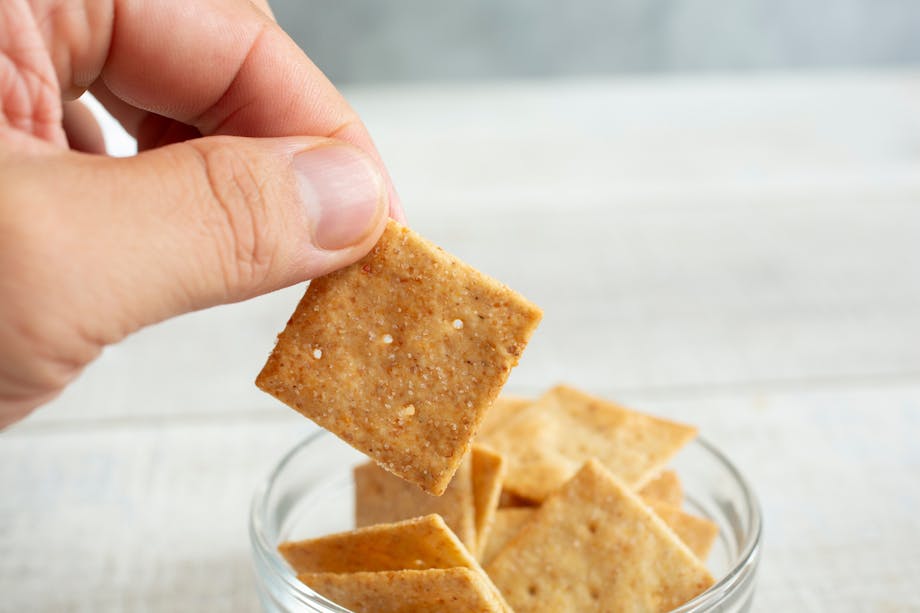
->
(452, 319), (464, 329)
(312, 348), (323, 359)
(382, 334), (394, 344)
(399, 404), (416, 418)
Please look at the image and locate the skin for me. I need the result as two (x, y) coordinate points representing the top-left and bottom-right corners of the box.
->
(0, 0), (404, 427)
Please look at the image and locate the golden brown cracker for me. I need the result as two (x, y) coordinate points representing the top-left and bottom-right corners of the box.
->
(486, 460), (714, 612)
(647, 501), (720, 561)
(298, 568), (504, 613)
(482, 494), (714, 570)
(278, 514), (475, 574)
(639, 468), (684, 507)
(471, 445), (505, 558)
(477, 395), (532, 439)
(354, 455), (476, 552)
(480, 385), (697, 501)
(257, 220), (542, 495)
(480, 507), (536, 566)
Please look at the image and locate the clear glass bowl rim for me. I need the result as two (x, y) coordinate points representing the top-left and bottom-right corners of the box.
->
(249, 430), (763, 612)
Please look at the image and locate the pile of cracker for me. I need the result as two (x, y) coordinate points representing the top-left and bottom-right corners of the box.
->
(280, 385), (718, 612)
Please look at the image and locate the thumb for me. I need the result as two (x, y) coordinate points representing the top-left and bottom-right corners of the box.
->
(31, 135), (389, 337)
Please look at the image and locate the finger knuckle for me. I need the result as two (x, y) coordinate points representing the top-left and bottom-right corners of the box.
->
(191, 140), (276, 295)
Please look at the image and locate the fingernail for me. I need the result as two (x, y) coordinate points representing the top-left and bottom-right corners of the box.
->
(294, 145), (385, 250)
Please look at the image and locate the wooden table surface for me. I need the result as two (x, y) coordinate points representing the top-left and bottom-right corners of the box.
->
(3, 70), (919, 612)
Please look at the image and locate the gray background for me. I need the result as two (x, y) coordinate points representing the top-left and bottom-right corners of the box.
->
(272, 0), (920, 84)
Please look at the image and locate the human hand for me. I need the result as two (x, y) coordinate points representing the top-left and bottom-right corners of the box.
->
(0, 0), (403, 427)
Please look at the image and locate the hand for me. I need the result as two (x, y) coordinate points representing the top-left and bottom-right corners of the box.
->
(0, 0), (403, 427)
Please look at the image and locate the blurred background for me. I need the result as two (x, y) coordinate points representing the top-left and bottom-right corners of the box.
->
(4, 2), (920, 612)
(273, 0), (920, 83)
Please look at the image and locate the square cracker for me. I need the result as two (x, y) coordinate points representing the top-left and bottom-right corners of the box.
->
(354, 454), (476, 552)
(480, 385), (697, 501)
(278, 514), (476, 574)
(639, 468), (684, 507)
(256, 220), (542, 495)
(299, 568), (504, 613)
(477, 395), (533, 439)
(647, 501), (720, 561)
(479, 498), (715, 567)
(481, 507), (536, 565)
(283, 514), (514, 612)
(471, 446), (506, 558)
(485, 460), (714, 613)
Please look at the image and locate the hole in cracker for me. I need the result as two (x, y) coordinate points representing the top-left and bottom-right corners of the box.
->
(589, 587), (601, 600)
(527, 584), (538, 597)
(588, 521), (598, 534)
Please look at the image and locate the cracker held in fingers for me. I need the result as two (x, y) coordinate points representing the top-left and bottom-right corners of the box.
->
(257, 220), (542, 495)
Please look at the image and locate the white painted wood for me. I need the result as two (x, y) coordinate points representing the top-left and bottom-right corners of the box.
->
(3, 71), (920, 612)
(4, 383), (920, 612)
(1, 414), (314, 613)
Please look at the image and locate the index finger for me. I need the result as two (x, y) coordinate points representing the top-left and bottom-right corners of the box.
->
(48, 0), (402, 218)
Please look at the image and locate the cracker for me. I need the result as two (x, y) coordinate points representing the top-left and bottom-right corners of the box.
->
(639, 468), (684, 507)
(647, 501), (720, 560)
(480, 385), (697, 501)
(477, 395), (532, 439)
(298, 568), (504, 613)
(278, 514), (476, 574)
(479, 491), (716, 567)
(471, 445), (505, 558)
(486, 460), (714, 612)
(256, 220), (542, 495)
(480, 507), (536, 565)
(354, 455), (476, 552)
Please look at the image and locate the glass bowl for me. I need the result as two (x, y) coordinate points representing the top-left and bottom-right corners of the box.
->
(249, 430), (762, 612)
